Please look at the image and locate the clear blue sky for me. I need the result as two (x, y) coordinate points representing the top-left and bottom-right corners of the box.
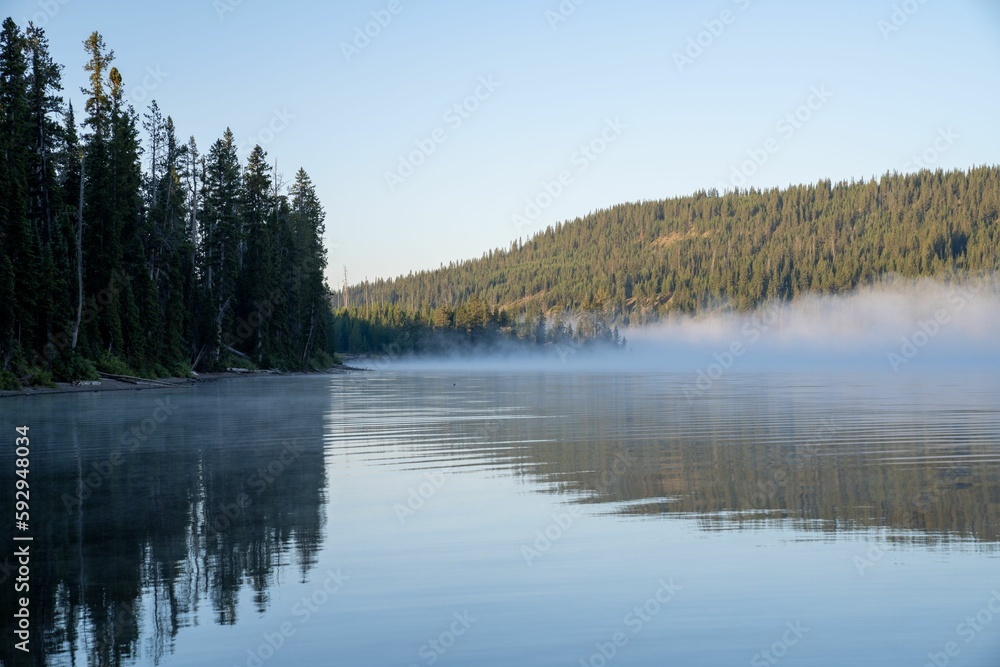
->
(10, 0), (1000, 287)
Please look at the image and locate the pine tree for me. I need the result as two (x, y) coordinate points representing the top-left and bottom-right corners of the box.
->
(198, 129), (242, 364)
(79, 31), (119, 358)
(184, 134), (204, 366)
(235, 144), (274, 361)
(60, 101), (84, 353)
(287, 168), (328, 367)
(0, 19), (34, 368)
(107, 65), (146, 367)
(24, 22), (67, 358)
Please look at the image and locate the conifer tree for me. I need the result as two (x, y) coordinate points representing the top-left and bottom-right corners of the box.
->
(198, 128), (242, 363)
(0, 19), (34, 367)
(236, 144), (274, 360)
(0, 19), (340, 383)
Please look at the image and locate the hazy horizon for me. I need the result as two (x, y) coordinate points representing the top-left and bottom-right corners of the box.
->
(363, 274), (1000, 379)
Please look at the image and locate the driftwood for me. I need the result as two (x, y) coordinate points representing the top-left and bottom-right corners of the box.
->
(191, 343), (208, 372)
(224, 345), (251, 359)
(97, 372), (174, 387)
(71, 153), (85, 349)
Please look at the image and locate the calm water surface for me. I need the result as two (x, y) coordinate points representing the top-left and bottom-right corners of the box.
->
(1, 371), (999, 666)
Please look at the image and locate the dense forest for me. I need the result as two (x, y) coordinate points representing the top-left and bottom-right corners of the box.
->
(4, 20), (998, 379)
(0, 19), (334, 388)
(340, 166), (1000, 329)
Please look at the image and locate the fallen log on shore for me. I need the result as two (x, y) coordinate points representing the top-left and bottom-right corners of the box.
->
(97, 372), (176, 387)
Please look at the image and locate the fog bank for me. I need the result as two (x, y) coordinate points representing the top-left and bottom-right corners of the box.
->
(383, 276), (1000, 375)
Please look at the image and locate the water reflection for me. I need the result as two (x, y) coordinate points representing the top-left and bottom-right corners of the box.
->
(1, 371), (998, 665)
(0, 378), (328, 666)
(328, 373), (1000, 548)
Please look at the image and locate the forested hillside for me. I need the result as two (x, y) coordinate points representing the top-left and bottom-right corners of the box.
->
(5, 21), (998, 374)
(0, 19), (334, 388)
(342, 167), (1000, 329)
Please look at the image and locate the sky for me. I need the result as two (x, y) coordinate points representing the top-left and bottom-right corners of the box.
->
(7, 0), (1000, 288)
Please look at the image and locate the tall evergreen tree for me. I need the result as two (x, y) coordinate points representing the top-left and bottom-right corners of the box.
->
(24, 22), (68, 356)
(287, 168), (328, 367)
(235, 144), (274, 360)
(79, 31), (120, 357)
(60, 101), (83, 352)
(198, 128), (242, 364)
(107, 67), (147, 366)
(184, 134), (204, 364)
(148, 114), (191, 365)
(0, 18), (34, 368)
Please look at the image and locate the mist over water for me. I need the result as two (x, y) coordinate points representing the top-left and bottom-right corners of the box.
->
(629, 275), (1000, 374)
(8, 371), (1000, 665)
(389, 276), (1000, 375)
(8, 295), (999, 665)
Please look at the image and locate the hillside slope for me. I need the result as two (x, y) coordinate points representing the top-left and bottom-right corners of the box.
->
(347, 167), (999, 325)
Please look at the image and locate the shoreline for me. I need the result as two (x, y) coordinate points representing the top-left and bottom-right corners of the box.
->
(0, 360), (371, 400)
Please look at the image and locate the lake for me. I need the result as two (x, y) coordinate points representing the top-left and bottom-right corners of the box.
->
(2, 371), (999, 666)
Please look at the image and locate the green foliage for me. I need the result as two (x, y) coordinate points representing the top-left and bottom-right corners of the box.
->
(168, 361), (193, 378)
(214, 354), (259, 372)
(0, 369), (21, 390)
(50, 351), (99, 382)
(95, 352), (134, 377)
(0, 20), (336, 388)
(24, 367), (55, 388)
(6, 358), (58, 387)
(308, 349), (337, 370)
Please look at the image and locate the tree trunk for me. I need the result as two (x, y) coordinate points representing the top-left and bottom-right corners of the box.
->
(301, 308), (317, 368)
(71, 153), (85, 349)
(191, 342), (207, 371)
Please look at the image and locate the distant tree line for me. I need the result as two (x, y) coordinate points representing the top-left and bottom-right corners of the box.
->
(0, 19), (334, 388)
(340, 166), (1000, 327)
(330, 295), (625, 356)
